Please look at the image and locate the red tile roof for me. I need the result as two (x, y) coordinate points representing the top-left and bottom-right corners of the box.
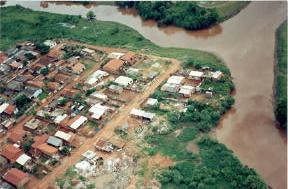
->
(4, 105), (16, 115)
(47, 82), (60, 91)
(27, 80), (45, 88)
(3, 168), (29, 187)
(103, 59), (125, 73)
(1, 144), (22, 163)
(31, 134), (49, 149)
(7, 130), (26, 143)
(0, 52), (7, 64)
(121, 52), (136, 64)
(37, 143), (58, 156)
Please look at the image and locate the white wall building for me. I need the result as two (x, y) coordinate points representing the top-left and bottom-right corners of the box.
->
(114, 76), (133, 87)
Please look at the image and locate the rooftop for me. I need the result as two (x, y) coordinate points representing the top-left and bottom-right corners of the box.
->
(37, 143), (58, 156)
(89, 103), (110, 120)
(24, 118), (41, 130)
(130, 108), (155, 120)
(114, 76), (133, 87)
(67, 115), (88, 130)
(47, 136), (63, 147)
(54, 130), (73, 142)
(189, 70), (204, 77)
(107, 52), (124, 59)
(1, 144), (22, 163)
(103, 59), (125, 73)
(167, 75), (184, 85)
(3, 168), (29, 187)
(16, 154), (31, 166)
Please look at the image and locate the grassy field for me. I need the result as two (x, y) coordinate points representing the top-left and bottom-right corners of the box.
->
(0, 5), (267, 189)
(198, 1), (250, 22)
(275, 21), (287, 128)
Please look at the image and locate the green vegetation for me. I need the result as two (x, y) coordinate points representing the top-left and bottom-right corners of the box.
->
(58, 97), (68, 106)
(22, 139), (33, 153)
(117, 1), (249, 30)
(35, 42), (50, 55)
(62, 45), (83, 59)
(38, 92), (48, 100)
(85, 88), (96, 96)
(159, 137), (267, 189)
(86, 11), (96, 21)
(275, 21), (287, 129)
(15, 94), (31, 110)
(198, 1), (250, 22)
(40, 66), (49, 76)
(117, 2), (218, 30)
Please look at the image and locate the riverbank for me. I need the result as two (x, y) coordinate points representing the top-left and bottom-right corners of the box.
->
(0, 5), (268, 189)
(116, 1), (249, 30)
(274, 20), (287, 129)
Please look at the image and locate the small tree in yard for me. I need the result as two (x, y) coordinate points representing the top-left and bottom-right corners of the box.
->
(15, 94), (30, 110)
(40, 67), (49, 76)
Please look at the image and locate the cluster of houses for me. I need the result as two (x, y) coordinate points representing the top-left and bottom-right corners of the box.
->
(0, 40), (164, 188)
(161, 69), (223, 98)
(0, 41), (108, 188)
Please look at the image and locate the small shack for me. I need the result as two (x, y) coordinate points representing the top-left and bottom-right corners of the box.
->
(130, 108), (155, 121)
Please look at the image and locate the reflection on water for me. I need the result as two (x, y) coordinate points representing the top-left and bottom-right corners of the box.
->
(2, 1), (288, 189)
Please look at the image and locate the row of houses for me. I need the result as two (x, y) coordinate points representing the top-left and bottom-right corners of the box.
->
(161, 69), (223, 98)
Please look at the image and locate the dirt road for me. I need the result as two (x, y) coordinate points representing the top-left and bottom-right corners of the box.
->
(27, 48), (180, 189)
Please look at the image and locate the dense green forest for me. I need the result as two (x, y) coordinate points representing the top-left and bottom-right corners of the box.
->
(0, 5), (267, 188)
(275, 21), (287, 129)
(116, 1), (219, 30)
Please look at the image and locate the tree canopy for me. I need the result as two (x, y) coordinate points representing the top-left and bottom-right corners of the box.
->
(117, 1), (219, 30)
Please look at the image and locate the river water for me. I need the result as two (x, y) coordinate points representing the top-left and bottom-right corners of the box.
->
(3, 1), (288, 189)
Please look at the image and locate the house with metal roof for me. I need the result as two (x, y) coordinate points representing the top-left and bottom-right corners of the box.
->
(67, 115), (88, 130)
(179, 85), (195, 97)
(108, 84), (123, 94)
(130, 108), (155, 121)
(189, 70), (204, 80)
(47, 136), (63, 148)
(3, 168), (29, 188)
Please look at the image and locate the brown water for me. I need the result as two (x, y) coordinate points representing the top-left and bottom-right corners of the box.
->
(4, 1), (288, 188)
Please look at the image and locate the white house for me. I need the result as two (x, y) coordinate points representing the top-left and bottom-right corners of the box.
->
(179, 85), (195, 97)
(114, 76), (133, 87)
(90, 92), (108, 102)
(146, 98), (158, 106)
(107, 52), (124, 59)
(82, 48), (95, 55)
(211, 71), (222, 80)
(54, 130), (74, 143)
(167, 75), (184, 85)
(0, 103), (9, 114)
(85, 70), (109, 86)
(16, 154), (32, 167)
(130, 108), (155, 121)
(68, 115), (88, 130)
(189, 71), (204, 80)
(43, 40), (57, 49)
(89, 103), (110, 120)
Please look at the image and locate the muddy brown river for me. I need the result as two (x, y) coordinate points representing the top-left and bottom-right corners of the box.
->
(4, 1), (288, 189)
